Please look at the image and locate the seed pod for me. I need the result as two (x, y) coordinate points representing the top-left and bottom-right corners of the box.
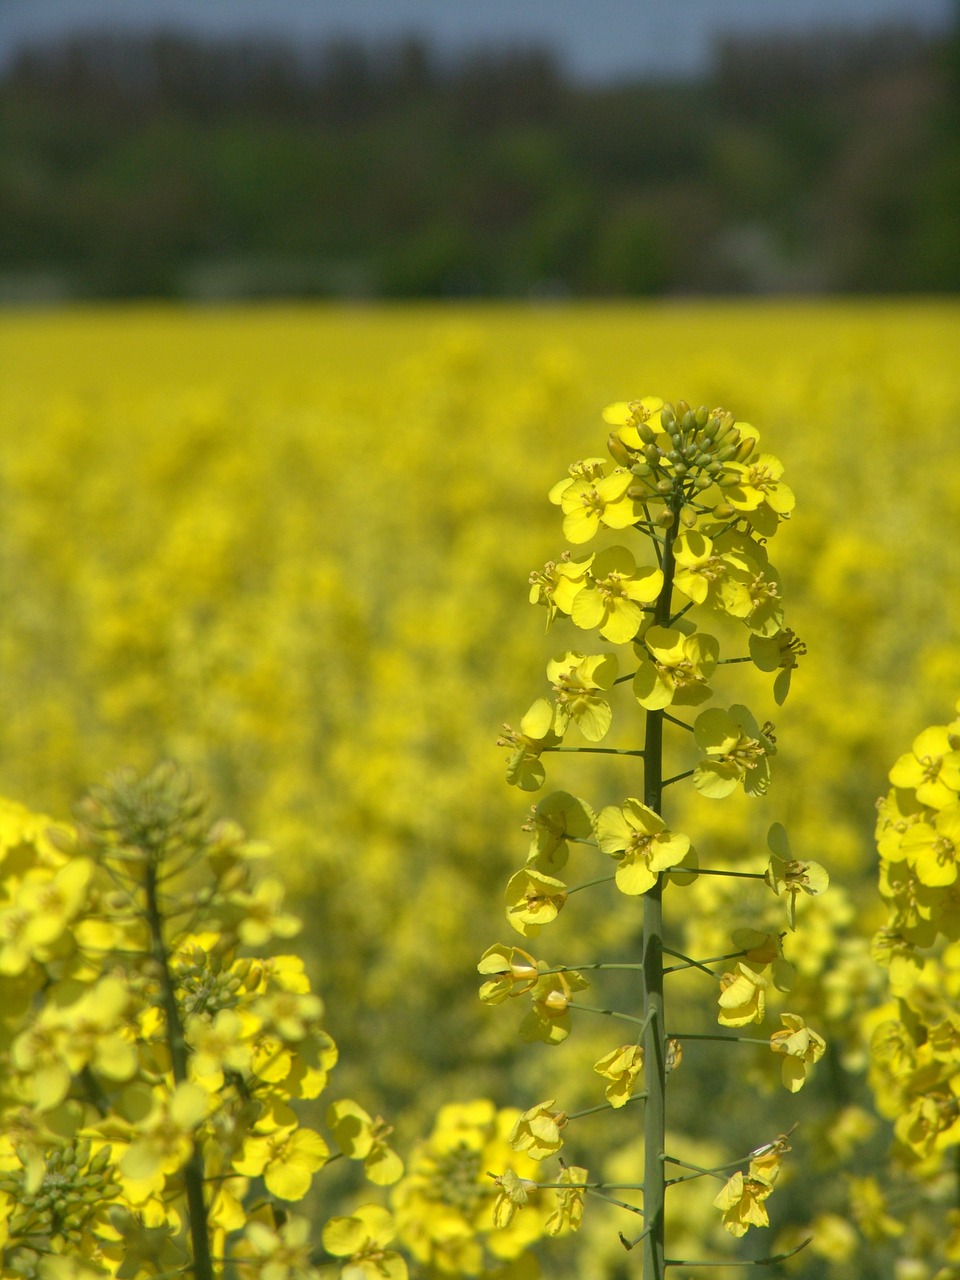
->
(644, 444), (660, 466)
(637, 422), (657, 445)
(695, 405), (709, 426)
(681, 410), (696, 432)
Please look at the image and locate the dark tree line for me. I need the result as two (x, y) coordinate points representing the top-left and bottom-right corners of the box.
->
(1, 19), (958, 299)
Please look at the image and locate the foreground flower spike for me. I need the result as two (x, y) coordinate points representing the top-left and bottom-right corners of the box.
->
(0, 766), (400, 1280)
(867, 698), (960, 1265)
(485, 396), (824, 1277)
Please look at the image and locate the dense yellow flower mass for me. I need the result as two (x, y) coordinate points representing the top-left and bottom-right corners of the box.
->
(2, 303), (960, 1277)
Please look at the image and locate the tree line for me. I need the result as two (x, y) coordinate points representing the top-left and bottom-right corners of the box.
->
(1, 19), (958, 299)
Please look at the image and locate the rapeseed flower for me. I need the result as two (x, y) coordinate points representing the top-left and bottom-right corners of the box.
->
(632, 625), (719, 710)
(595, 799), (689, 895)
(569, 546), (662, 643)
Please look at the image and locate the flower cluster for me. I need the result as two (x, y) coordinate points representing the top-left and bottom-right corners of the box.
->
(871, 701), (960, 1164)
(0, 766), (403, 1279)
(485, 397), (825, 1268)
(390, 1100), (550, 1276)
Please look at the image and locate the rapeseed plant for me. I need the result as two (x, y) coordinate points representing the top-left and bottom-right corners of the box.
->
(0, 765), (404, 1279)
(486, 396), (827, 1276)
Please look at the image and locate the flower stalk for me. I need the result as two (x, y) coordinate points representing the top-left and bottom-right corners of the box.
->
(486, 395), (827, 1275)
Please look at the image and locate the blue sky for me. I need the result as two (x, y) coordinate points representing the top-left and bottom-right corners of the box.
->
(0, 0), (954, 80)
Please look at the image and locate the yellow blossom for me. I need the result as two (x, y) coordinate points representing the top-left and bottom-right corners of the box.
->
(718, 963), (768, 1027)
(769, 1013), (826, 1091)
(596, 799), (689, 896)
(593, 1044), (644, 1107)
(326, 1099), (404, 1186)
(545, 1164), (588, 1236)
(570, 545), (663, 643)
(633, 625), (719, 710)
(508, 1101), (567, 1160)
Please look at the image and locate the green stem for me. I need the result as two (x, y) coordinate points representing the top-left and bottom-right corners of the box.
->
(668, 1033), (772, 1047)
(663, 1238), (812, 1267)
(572, 1002), (652, 1028)
(567, 874), (617, 895)
(640, 506), (678, 1280)
(543, 746), (646, 757)
(662, 711), (693, 732)
(144, 852), (214, 1280)
(662, 948), (750, 975)
(667, 866), (766, 880)
(584, 1186), (645, 1217)
(661, 946), (720, 979)
(539, 962), (647, 975)
(567, 1092), (648, 1121)
(662, 768), (694, 787)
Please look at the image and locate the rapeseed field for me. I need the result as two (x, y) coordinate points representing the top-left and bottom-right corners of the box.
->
(1, 301), (959, 1278)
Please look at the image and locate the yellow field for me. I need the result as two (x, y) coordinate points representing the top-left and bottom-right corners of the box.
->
(2, 301), (959, 1276)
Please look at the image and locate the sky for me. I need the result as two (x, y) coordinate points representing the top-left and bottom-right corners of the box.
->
(0, 0), (954, 80)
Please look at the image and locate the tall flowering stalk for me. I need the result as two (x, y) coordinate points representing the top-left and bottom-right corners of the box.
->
(486, 397), (827, 1275)
(0, 764), (405, 1280)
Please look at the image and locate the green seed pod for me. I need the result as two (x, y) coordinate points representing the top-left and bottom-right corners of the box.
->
(695, 405), (709, 426)
(643, 444), (660, 466)
(681, 410), (696, 433)
(637, 422), (657, 445)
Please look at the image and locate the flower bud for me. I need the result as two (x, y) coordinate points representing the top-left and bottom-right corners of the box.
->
(607, 433), (633, 466)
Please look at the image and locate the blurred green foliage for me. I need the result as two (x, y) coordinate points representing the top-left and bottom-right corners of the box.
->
(1, 18), (959, 299)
